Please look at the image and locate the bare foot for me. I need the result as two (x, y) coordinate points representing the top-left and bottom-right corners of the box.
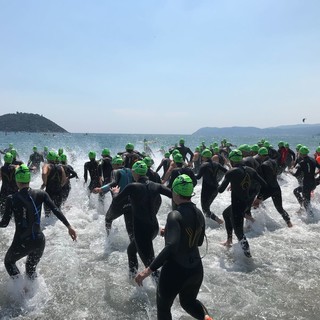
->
(287, 221), (293, 228)
(221, 240), (232, 247)
(245, 214), (255, 223)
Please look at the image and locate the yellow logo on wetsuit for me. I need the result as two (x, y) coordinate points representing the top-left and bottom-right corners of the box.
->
(240, 172), (251, 190)
(185, 227), (202, 248)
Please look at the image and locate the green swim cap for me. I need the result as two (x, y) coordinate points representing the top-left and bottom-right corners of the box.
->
(4, 152), (13, 164)
(126, 143), (134, 151)
(264, 141), (270, 148)
(238, 144), (251, 153)
(251, 144), (259, 152)
(44, 146), (48, 151)
(143, 156), (154, 167)
(33, 146), (37, 151)
(112, 155), (123, 165)
(201, 149), (212, 158)
(179, 138), (185, 145)
(172, 149), (180, 156)
(102, 148), (110, 156)
(59, 154), (67, 163)
(258, 147), (268, 156)
(47, 151), (57, 161)
(229, 149), (242, 162)
(15, 164), (31, 183)
(58, 148), (64, 155)
(284, 142), (289, 148)
(296, 144), (303, 151)
(172, 174), (194, 197)
(213, 146), (220, 153)
(88, 151), (96, 160)
(10, 149), (17, 157)
(278, 141), (284, 148)
(195, 147), (200, 152)
(132, 160), (148, 176)
(164, 152), (170, 158)
(316, 146), (320, 153)
(299, 146), (309, 155)
(173, 153), (183, 163)
(9, 143), (13, 148)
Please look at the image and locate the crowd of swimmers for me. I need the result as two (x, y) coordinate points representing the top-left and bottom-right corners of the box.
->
(0, 138), (320, 320)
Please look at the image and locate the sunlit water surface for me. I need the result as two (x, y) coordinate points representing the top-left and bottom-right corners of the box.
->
(0, 132), (319, 320)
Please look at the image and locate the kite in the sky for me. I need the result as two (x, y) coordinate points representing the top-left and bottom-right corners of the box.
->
(302, 118), (306, 123)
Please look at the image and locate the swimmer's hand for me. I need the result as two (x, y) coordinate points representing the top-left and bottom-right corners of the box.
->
(68, 226), (77, 241)
(135, 267), (152, 287)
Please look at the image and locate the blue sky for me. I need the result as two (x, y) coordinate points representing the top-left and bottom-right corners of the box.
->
(0, 0), (319, 134)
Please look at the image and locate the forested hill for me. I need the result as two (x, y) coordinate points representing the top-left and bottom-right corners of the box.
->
(0, 112), (68, 133)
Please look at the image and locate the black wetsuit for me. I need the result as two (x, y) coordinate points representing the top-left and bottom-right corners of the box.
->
(196, 159), (227, 220)
(61, 164), (78, 204)
(44, 164), (64, 216)
(0, 188), (71, 279)
(156, 158), (171, 179)
(268, 147), (281, 162)
(173, 145), (194, 162)
(117, 150), (143, 169)
(147, 168), (161, 183)
(243, 156), (262, 217)
(285, 148), (296, 170)
(149, 202), (208, 320)
(293, 155), (320, 213)
(27, 152), (44, 172)
(214, 152), (228, 182)
(98, 156), (113, 185)
(256, 157), (291, 223)
(218, 163), (267, 253)
(112, 177), (172, 275)
(84, 159), (100, 192)
(0, 163), (18, 215)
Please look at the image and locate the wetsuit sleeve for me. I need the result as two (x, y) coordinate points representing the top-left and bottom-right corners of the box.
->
(158, 184), (173, 198)
(218, 163), (228, 174)
(67, 165), (78, 179)
(218, 172), (231, 193)
(0, 196), (13, 227)
(189, 170), (197, 187)
(195, 164), (205, 180)
(292, 164), (302, 177)
(149, 210), (181, 271)
(253, 171), (268, 188)
(84, 163), (88, 183)
(187, 148), (194, 162)
(289, 149), (296, 162)
(155, 160), (164, 173)
(101, 170), (121, 193)
(43, 192), (71, 227)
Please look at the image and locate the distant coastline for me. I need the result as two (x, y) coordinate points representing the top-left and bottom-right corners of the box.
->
(192, 124), (320, 137)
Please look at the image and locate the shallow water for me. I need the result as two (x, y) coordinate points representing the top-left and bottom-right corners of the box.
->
(0, 132), (319, 319)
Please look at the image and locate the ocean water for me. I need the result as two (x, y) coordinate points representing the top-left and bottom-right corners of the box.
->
(0, 132), (319, 320)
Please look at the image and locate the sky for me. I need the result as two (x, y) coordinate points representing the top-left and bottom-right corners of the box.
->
(0, 0), (319, 134)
